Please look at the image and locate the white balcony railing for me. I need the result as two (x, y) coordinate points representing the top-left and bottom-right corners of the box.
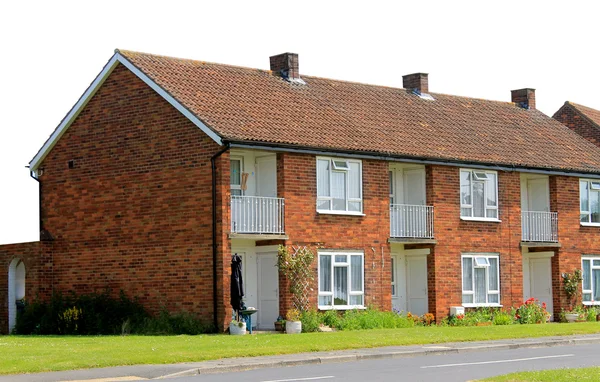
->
(390, 204), (434, 239)
(521, 211), (558, 242)
(231, 196), (285, 234)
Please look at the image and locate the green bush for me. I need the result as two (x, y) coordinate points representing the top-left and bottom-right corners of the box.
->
(514, 298), (549, 324)
(492, 310), (513, 325)
(299, 309), (321, 333)
(14, 290), (214, 335)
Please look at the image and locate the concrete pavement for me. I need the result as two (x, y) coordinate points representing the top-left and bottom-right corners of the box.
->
(2, 333), (600, 381)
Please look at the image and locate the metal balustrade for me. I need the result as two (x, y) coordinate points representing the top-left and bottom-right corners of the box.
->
(390, 204), (434, 239)
(521, 211), (558, 242)
(231, 196), (285, 234)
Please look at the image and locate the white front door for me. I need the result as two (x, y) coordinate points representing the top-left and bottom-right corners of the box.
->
(530, 257), (553, 320)
(406, 256), (428, 315)
(257, 253), (279, 329)
(256, 156), (277, 197)
(391, 255), (406, 312)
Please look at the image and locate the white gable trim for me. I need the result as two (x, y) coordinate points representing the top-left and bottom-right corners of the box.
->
(30, 52), (222, 172)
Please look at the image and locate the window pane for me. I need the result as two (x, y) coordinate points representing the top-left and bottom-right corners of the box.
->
(231, 189), (242, 196)
(334, 267), (348, 305)
(348, 162), (360, 199)
(486, 173), (497, 207)
(335, 255), (347, 263)
(583, 293), (592, 302)
(319, 296), (332, 306)
(462, 294), (473, 304)
(474, 267), (486, 303)
(473, 182), (485, 217)
(230, 160), (241, 185)
(594, 269), (600, 301)
(348, 201), (361, 212)
(488, 257), (498, 291)
(591, 190), (600, 223)
(351, 255), (363, 292)
(594, 260), (600, 266)
(389, 171), (394, 203)
(317, 199), (331, 210)
(319, 255), (332, 292)
(350, 295), (363, 305)
(580, 181), (589, 211)
(583, 259), (591, 290)
(581, 212), (590, 223)
(461, 207), (472, 217)
(317, 160), (330, 197)
(462, 257), (473, 292)
(488, 293), (499, 304)
(460, 171), (471, 206)
(331, 171), (346, 210)
(486, 209), (498, 219)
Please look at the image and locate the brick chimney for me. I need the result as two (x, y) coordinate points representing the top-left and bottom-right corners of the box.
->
(270, 53), (300, 81)
(511, 88), (536, 110)
(402, 73), (429, 94)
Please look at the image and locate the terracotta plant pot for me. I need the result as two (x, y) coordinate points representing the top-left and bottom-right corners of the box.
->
(274, 321), (285, 332)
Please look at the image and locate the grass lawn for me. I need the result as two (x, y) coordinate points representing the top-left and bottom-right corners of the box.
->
(480, 367), (600, 381)
(0, 322), (599, 375)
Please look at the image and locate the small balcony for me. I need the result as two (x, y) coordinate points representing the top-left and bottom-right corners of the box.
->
(231, 196), (285, 235)
(390, 204), (434, 240)
(521, 211), (558, 243)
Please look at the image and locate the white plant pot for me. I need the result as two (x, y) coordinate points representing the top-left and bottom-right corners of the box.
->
(229, 322), (247, 335)
(565, 313), (579, 323)
(286, 320), (302, 334)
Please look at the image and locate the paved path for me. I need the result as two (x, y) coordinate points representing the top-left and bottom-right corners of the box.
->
(2, 334), (600, 381)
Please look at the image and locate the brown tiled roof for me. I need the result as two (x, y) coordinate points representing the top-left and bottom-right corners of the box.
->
(561, 102), (600, 130)
(119, 50), (600, 174)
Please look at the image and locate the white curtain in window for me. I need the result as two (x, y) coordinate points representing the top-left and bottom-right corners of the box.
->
(583, 260), (591, 290)
(594, 269), (600, 301)
(334, 267), (348, 305)
(591, 190), (600, 223)
(230, 160), (241, 185)
(331, 171), (346, 210)
(473, 182), (485, 218)
(488, 257), (498, 290)
(317, 160), (330, 197)
(474, 267), (486, 304)
(320, 255), (332, 292)
(486, 173), (497, 207)
(351, 255), (362, 292)
(348, 163), (360, 199)
(462, 257), (473, 291)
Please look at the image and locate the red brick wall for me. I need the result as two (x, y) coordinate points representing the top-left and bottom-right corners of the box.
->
(277, 152), (391, 314)
(554, 105), (600, 148)
(37, 64), (224, 326)
(428, 166), (523, 319)
(0, 241), (45, 333)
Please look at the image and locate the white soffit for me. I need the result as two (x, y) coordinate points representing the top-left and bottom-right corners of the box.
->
(29, 51), (222, 172)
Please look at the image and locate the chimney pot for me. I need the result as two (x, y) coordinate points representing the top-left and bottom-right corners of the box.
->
(511, 88), (536, 110)
(402, 73), (429, 94)
(269, 53), (300, 80)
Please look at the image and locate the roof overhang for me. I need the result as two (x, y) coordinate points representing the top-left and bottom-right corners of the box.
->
(29, 51), (222, 174)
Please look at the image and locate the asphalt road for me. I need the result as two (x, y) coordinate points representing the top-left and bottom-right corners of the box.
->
(169, 343), (600, 382)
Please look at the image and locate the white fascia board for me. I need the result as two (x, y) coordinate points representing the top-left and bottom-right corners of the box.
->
(30, 52), (223, 173)
(29, 54), (121, 172)
(115, 53), (222, 146)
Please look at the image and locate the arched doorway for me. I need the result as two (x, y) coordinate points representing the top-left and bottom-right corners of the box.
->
(8, 258), (25, 333)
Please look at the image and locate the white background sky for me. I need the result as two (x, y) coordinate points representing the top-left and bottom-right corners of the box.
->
(0, 1), (598, 244)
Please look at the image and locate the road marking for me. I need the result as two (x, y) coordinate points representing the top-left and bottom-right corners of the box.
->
(261, 376), (335, 382)
(64, 377), (146, 382)
(421, 354), (574, 369)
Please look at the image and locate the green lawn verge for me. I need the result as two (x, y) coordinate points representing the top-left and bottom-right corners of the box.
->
(480, 367), (600, 381)
(0, 322), (599, 375)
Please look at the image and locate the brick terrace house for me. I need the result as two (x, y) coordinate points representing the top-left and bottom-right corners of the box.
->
(553, 101), (600, 149)
(2, 50), (600, 333)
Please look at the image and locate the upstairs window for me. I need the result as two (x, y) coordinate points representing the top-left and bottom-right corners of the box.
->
(580, 180), (600, 224)
(317, 157), (362, 213)
(230, 158), (243, 196)
(582, 257), (600, 304)
(460, 169), (498, 220)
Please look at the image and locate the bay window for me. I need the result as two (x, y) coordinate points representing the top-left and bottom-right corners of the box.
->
(460, 169), (498, 220)
(318, 251), (364, 309)
(317, 157), (362, 214)
(462, 254), (500, 306)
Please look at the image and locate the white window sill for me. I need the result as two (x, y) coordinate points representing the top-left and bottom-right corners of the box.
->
(460, 217), (502, 223)
(318, 305), (367, 310)
(317, 210), (366, 217)
(583, 302), (600, 306)
(581, 222), (600, 227)
(462, 303), (503, 308)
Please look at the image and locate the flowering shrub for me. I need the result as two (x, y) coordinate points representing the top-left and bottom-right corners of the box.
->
(422, 313), (435, 326)
(514, 298), (550, 324)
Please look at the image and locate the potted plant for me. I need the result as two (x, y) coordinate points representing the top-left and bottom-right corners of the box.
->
(229, 319), (247, 335)
(277, 245), (315, 334)
(562, 269), (583, 323)
(274, 316), (285, 332)
(285, 308), (302, 334)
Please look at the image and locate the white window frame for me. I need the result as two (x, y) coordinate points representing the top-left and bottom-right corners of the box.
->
(316, 157), (363, 215)
(582, 256), (600, 305)
(318, 251), (365, 310)
(230, 156), (243, 196)
(460, 169), (500, 222)
(461, 253), (501, 307)
(580, 179), (600, 226)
